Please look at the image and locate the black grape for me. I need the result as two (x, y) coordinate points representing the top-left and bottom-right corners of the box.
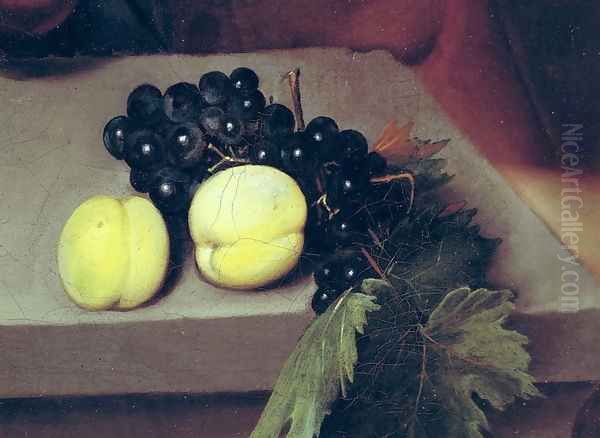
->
(199, 106), (226, 136)
(149, 167), (191, 213)
(325, 213), (367, 247)
(280, 132), (314, 175)
(129, 167), (155, 193)
(124, 129), (164, 170)
(227, 90), (266, 121)
(163, 82), (203, 123)
(367, 151), (387, 175)
(311, 287), (343, 315)
(155, 119), (177, 138)
(338, 251), (371, 289)
(217, 115), (244, 146)
(305, 116), (339, 161)
(127, 84), (163, 125)
(325, 166), (369, 208)
(338, 129), (368, 166)
(230, 67), (259, 94)
(103, 115), (133, 160)
(198, 71), (233, 107)
(260, 104), (295, 139)
(166, 123), (207, 169)
(250, 139), (282, 167)
(314, 262), (338, 288)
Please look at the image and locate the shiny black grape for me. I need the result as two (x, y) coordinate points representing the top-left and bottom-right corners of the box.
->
(166, 123), (207, 168)
(230, 67), (259, 94)
(341, 263), (361, 288)
(325, 167), (369, 208)
(260, 104), (295, 139)
(304, 206), (329, 254)
(217, 115), (244, 145)
(280, 132), (314, 175)
(339, 174), (366, 196)
(326, 213), (367, 247)
(338, 129), (368, 165)
(149, 167), (191, 213)
(103, 115), (132, 160)
(250, 139), (282, 167)
(124, 129), (164, 170)
(305, 116), (339, 160)
(163, 82), (203, 123)
(314, 252), (371, 292)
(198, 71), (233, 107)
(311, 287), (343, 315)
(314, 262), (338, 288)
(199, 106), (226, 136)
(129, 167), (155, 193)
(227, 90), (266, 121)
(338, 251), (371, 289)
(126, 84), (163, 125)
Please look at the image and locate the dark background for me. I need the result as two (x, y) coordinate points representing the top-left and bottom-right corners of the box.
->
(1, 0), (598, 165)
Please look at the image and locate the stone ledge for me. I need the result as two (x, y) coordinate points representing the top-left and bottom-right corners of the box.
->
(0, 48), (597, 397)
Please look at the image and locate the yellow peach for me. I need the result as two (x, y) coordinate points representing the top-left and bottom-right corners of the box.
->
(189, 165), (307, 290)
(57, 195), (169, 310)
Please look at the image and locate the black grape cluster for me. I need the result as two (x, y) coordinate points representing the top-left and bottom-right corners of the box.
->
(297, 118), (390, 315)
(102, 67), (392, 315)
(103, 67), (271, 215)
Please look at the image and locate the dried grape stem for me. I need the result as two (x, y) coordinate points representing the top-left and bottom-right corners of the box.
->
(288, 68), (305, 131)
(316, 194), (340, 219)
(370, 172), (415, 185)
(367, 228), (384, 251)
(207, 143), (250, 173)
(371, 172), (415, 213)
(208, 143), (226, 158)
(360, 247), (386, 280)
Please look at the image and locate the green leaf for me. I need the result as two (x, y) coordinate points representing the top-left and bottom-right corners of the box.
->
(372, 154), (500, 316)
(320, 284), (541, 438)
(251, 292), (380, 438)
(319, 279), (430, 438)
(420, 287), (542, 438)
(386, 204), (501, 314)
(360, 278), (392, 296)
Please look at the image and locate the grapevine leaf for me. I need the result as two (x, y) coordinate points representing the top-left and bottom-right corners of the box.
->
(419, 287), (542, 438)
(386, 204), (501, 314)
(251, 292), (380, 438)
(320, 279), (429, 438)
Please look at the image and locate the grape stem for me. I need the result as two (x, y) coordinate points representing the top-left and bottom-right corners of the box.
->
(287, 68), (305, 131)
(207, 143), (250, 173)
(370, 172), (415, 213)
(367, 228), (385, 251)
(316, 194), (340, 219)
(288, 69), (326, 199)
(360, 247), (387, 281)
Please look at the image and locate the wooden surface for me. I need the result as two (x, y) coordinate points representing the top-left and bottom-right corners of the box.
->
(0, 48), (599, 397)
(0, 383), (594, 437)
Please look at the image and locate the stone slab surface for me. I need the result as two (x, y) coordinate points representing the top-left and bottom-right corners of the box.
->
(0, 48), (598, 397)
